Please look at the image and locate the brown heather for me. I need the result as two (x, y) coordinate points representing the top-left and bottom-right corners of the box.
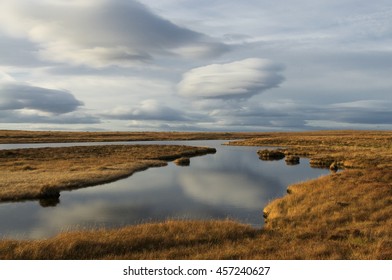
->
(0, 130), (391, 259)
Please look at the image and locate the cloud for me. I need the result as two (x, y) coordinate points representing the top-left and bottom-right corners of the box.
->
(0, 71), (15, 83)
(103, 99), (190, 121)
(0, 110), (100, 124)
(125, 121), (215, 132)
(327, 100), (392, 125)
(177, 58), (284, 99)
(0, 32), (43, 67)
(0, 83), (83, 114)
(172, 42), (230, 59)
(0, 80), (98, 124)
(0, 0), (228, 68)
(222, 33), (254, 44)
(201, 99), (307, 131)
(103, 99), (208, 122)
(189, 98), (392, 131)
(273, 99), (392, 129)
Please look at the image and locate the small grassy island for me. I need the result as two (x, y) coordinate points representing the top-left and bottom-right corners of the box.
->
(0, 130), (391, 259)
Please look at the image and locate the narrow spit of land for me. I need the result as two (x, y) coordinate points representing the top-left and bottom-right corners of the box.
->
(0, 144), (216, 202)
(0, 130), (391, 259)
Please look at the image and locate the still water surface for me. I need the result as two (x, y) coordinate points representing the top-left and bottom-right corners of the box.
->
(0, 140), (329, 239)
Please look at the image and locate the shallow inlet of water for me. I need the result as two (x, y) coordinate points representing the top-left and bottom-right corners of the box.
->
(0, 140), (330, 239)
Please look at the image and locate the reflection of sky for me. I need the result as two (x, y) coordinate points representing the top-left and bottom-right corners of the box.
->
(0, 141), (329, 239)
(180, 171), (271, 209)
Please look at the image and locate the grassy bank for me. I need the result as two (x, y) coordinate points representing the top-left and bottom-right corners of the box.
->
(0, 220), (259, 259)
(0, 144), (216, 202)
(0, 130), (391, 259)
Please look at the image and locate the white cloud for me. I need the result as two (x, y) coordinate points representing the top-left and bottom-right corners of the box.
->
(172, 42), (230, 59)
(103, 99), (189, 121)
(178, 58), (284, 99)
(103, 99), (213, 125)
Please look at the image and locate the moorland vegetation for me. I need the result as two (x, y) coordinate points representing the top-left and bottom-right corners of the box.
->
(0, 130), (391, 259)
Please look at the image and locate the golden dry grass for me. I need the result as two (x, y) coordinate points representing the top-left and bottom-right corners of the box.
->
(229, 130), (392, 169)
(0, 144), (216, 202)
(0, 220), (259, 260)
(261, 168), (392, 259)
(0, 130), (391, 259)
(0, 130), (264, 144)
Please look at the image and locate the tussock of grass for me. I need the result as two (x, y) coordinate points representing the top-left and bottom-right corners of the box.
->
(285, 155), (300, 165)
(257, 149), (285, 160)
(0, 145), (216, 202)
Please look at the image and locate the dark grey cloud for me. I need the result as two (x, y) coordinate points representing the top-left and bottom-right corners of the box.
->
(296, 50), (392, 74)
(0, 0), (228, 68)
(201, 98), (392, 131)
(0, 83), (83, 114)
(292, 100), (392, 128)
(333, 111), (392, 125)
(323, 100), (392, 125)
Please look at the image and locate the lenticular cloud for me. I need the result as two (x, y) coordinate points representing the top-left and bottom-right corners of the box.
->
(0, 0), (227, 67)
(178, 58), (284, 99)
(0, 83), (83, 114)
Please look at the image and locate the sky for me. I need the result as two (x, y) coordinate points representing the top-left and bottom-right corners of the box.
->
(0, 0), (391, 131)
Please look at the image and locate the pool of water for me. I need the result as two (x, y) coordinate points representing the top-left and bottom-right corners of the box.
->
(0, 140), (330, 239)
